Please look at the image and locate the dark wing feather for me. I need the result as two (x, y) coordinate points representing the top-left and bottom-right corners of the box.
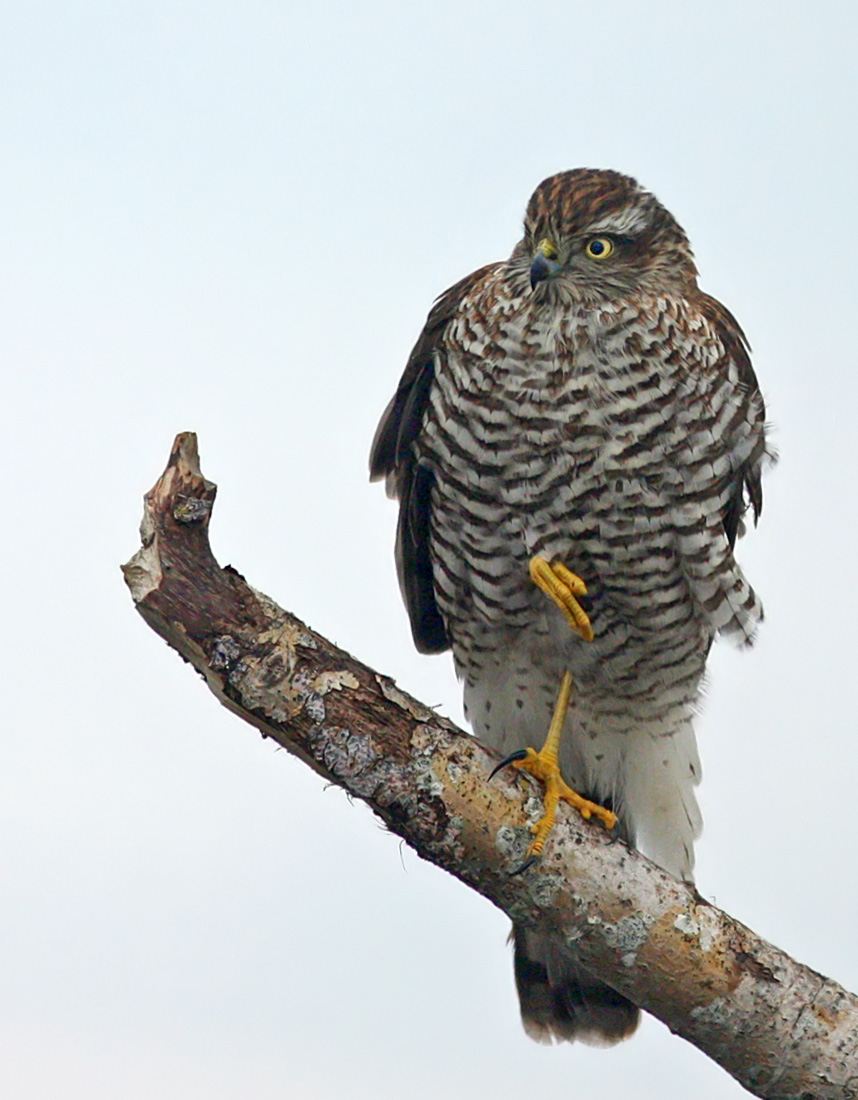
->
(369, 265), (496, 654)
(396, 463), (448, 652)
(369, 265), (496, 480)
(697, 292), (766, 548)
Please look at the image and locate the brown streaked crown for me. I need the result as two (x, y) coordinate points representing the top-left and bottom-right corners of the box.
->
(524, 170), (652, 237)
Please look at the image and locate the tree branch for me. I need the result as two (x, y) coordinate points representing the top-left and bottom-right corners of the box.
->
(122, 433), (858, 1098)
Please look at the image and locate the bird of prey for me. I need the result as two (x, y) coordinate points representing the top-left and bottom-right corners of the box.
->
(369, 169), (768, 1046)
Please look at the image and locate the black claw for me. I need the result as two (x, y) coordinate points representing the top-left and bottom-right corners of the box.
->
(488, 749), (529, 781)
(510, 854), (539, 876)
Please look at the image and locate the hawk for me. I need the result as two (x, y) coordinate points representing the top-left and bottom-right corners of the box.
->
(369, 169), (768, 1046)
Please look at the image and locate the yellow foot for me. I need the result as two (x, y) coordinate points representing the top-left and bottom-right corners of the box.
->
(529, 556), (594, 642)
(512, 747), (618, 858)
(490, 671), (617, 864)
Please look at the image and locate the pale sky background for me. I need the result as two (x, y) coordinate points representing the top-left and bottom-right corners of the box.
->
(2, 2), (857, 1097)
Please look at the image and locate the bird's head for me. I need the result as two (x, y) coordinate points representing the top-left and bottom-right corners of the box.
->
(513, 169), (698, 305)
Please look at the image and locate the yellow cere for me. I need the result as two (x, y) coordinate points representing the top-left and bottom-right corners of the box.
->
(536, 237), (559, 260)
(586, 236), (614, 259)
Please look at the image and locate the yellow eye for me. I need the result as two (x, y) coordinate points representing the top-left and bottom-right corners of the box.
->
(585, 237), (614, 259)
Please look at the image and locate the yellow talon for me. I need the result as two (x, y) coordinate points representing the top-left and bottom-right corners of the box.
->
(529, 556), (594, 642)
(509, 672), (617, 860)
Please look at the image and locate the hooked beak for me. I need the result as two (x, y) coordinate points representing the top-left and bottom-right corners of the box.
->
(530, 253), (558, 289)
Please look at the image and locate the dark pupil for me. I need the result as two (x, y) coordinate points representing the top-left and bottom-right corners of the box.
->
(589, 239), (605, 255)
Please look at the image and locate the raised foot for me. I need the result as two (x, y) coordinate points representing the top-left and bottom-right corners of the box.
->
(529, 556), (594, 642)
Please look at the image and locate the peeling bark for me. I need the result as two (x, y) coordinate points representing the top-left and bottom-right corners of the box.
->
(122, 433), (858, 1098)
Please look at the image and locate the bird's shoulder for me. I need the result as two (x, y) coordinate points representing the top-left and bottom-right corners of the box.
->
(369, 262), (502, 482)
(687, 289), (762, 397)
(685, 288), (768, 538)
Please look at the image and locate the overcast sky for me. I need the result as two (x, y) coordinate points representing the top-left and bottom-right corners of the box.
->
(2, 2), (857, 1096)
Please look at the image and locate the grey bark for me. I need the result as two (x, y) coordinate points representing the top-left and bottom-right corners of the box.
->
(121, 432), (858, 1098)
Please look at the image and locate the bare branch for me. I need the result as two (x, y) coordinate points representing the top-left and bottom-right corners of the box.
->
(122, 433), (858, 1098)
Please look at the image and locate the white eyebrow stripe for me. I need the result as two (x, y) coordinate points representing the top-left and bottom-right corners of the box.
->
(586, 202), (652, 236)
